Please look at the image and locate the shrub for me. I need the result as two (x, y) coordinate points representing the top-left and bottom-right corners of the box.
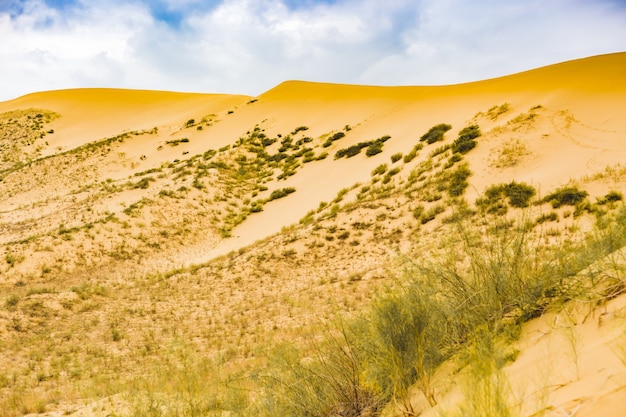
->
(268, 187), (296, 201)
(420, 123), (452, 144)
(403, 150), (417, 163)
(390, 153), (403, 163)
(291, 126), (309, 135)
(365, 142), (383, 156)
(537, 212), (558, 224)
(448, 165), (472, 197)
(541, 186), (588, 208)
(335, 136), (390, 159)
(479, 182), (536, 212)
(371, 163), (388, 176)
(505, 182), (536, 208)
(452, 125), (481, 154)
(597, 191), (623, 205)
(323, 131), (346, 147)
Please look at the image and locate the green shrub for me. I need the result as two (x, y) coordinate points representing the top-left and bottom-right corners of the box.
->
(541, 186), (588, 208)
(390, 152), (403, 163)
(291, 126), (309, 135)
(505, 182), (536, 208)
(371, 163), (388, 176)
(537, 212), (558, 224)
(420, 123), (452, 144)
(366, 142), (383, 156)
(268, 187), (296, 201)
(335, 136), (391, 159)
(322, 131), (346, 147)
(478, 182), (536, 213)
(452, 125), (481, 154)
(448, 165), (472, 197)
(597, 191), (623, 205)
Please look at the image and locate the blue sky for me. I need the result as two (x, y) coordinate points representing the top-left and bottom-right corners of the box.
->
(1, 0), (625, 100)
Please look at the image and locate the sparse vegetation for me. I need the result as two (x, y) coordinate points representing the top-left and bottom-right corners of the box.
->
(335, 135), (391, 159)
(452, 125), (481, 154)
(541, 186), (588, 208)
(420, 123), (452, 144)
(477, 181), (537, 214)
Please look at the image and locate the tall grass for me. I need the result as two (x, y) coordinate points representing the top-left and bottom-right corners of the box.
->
(257, 205), (626, 415)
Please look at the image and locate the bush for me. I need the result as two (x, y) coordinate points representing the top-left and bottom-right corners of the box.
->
(420, 123), (452, 144)
(390, 153), (403, 163)
(335, 136), (391, 159)
(323, 131), (346, 147)
(452, 125), (481, 154)
(478, 182), (536, 212)
(448, 165), (472, 197)
(597, 191), (623, 205)
(371, 163), (388, 176)
(365, 142), (383, 156)
(541, 186), (588, 208)
(268, 187), (296, 201)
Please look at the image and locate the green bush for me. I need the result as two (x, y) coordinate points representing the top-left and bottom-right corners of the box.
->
(452, 125), (481, 154)
(335, 136), (390, 159)
(268, 187), (296, 201)
(597, 190), (623, 205)
(322, 131), (346, 147)
(448, 165), (472, 197)
(541, 186), (588, 208)
(478, 182), (536, 213)
(420, 123), (452, 144)
(365, 142), (383, 156)
(371, 163), (388, 176)
(390, 152), (403, 163)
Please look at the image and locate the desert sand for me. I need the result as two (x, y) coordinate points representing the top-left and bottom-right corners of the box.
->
(1, 52), (626, 416)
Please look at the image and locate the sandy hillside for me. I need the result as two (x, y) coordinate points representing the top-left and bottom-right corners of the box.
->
(0, 52), (626, 416)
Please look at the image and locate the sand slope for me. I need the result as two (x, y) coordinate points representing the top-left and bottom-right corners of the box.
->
(1, 52), (626, 416)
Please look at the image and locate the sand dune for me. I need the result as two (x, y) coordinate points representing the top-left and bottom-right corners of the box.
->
(1, 52), (626, 416)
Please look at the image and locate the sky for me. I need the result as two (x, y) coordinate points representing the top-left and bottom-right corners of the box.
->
(1, 0), (626, 101)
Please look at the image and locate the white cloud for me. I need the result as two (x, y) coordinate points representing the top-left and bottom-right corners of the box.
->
(0, 0), (625, 101)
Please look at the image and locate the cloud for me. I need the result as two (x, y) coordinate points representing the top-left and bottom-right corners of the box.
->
(0, 0), (625, 101)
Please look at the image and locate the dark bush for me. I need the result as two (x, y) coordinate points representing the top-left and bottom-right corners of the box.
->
(448, 165), (472, 197)
(335, 136), (391, 159)
(542, 186), (588, 208)
(366, 142), (383, 156)
(505, 182), (536, 208)
(323, 131), (346, 147)
(420, 123), (452, 144)
(452, 125), (481, 154)
(597, 191), (623, 205)
(268, 187), (296, 201)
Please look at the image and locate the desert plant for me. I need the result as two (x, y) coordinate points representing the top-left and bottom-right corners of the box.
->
(268, 187), (296, 201)
(420, 123), (452, 144)
(452, 125), (481, 154)
(448, 165), (472, 197)
(371, 163), (388, 176)
(541, 186), (588, 208)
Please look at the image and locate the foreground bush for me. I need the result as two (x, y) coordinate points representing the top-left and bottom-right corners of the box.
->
(258, 205), (626, 416)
